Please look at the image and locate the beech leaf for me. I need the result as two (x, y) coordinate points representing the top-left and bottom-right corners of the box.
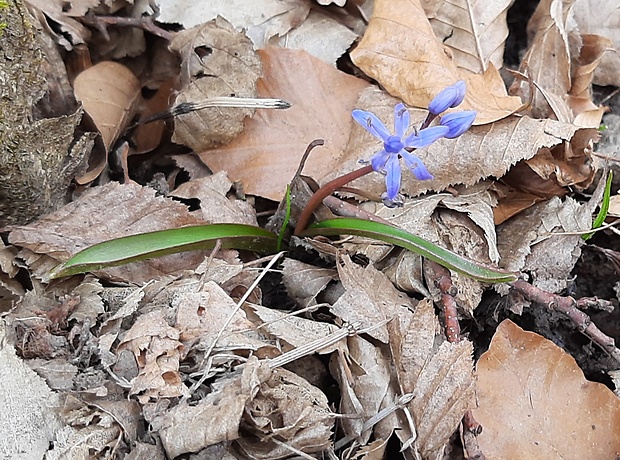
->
(197, 47), (370, 201)
(421, 0), (515, 74)
(473, 320), (620, 459)
(350, 0), (522, 123)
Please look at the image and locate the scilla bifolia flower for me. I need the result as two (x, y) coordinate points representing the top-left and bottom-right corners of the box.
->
(352, 82), (476, 207)
(352, 104), (448, 207)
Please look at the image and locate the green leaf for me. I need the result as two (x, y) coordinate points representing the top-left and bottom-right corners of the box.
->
(583, 170), (613, 241)
(304, 218), (518, 283)
(51, 224), (279, 278)
(277, 184), (292, 252)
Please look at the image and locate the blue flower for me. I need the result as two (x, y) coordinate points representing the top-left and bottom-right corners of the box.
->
(440, 110), (477, 138)
(428, 80), (466, 115)
(352, 103), (448, 207)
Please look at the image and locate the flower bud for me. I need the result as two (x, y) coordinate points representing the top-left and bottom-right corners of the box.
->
(440, 110), (476, 139)
(428, 81), (467, 115)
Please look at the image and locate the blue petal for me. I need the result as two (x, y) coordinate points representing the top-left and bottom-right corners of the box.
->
(428, 80), (467, 115)
(369, 149), (390, 172)
(394, 103), (410, 138)
(440, 110), (477, 139)
(384, 154), (402, 201)
(400, 150), (434, 180)
(352, 109), (390, 140)
(404, 125), (449, 148)
(385, 155), (401, 201)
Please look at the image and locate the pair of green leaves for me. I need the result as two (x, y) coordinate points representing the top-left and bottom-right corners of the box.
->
(52, 216), (518, 284)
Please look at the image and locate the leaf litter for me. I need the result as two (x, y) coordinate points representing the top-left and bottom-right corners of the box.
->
(3, 0), (620, 458)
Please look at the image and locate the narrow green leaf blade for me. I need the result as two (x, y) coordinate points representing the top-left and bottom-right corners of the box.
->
(304, 218), (518, 283)
(52, 224), (278, 278)
(583, 170), (613, 241)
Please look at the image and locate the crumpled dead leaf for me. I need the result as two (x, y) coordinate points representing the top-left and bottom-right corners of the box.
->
(421, 0), (515, 74)
(388, 300), (476, 458)
(73, 61), (141, 183)
(497, 192), (596, 293)
(169, 171), (258, 225)
(154, 356), (333, 459)
(157, 0), (311, 48)
(197, 47), (370, 201)
(153, 358), (268, 458)
(330, 255), (414, 343)
(236, 366), (333, 459)
(350, 0), (522, 123)
(473, 319), (620, 459)
(173, 281), (271, 353)
(117, 309), (187, 402)
(572, 0), (620, 87)
(281, 258), (337, 308)
(346, 183), (498, 313)
(25, 0), (93, 50)
(169, 17), (262, 152)
(512, 0), (577, 120)
(272, 10), (358, 64)
(329, 334), (395, 446)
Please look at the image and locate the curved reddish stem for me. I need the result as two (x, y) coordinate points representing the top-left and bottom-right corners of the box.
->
(293, 165), (374, 236)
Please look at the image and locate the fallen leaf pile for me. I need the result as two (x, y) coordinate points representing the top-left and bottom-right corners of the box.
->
(1, 0), (620, 458)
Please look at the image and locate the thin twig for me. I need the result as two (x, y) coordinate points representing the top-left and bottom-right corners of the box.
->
(462, 410), (486, 460)
(511, 280), (620, 363)
(424, 260), (461, 343)
(81, 14), (175, 41)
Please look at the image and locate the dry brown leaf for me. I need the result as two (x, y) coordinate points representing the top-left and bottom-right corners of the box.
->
(157, 0), (311, 48)
(154, 358), (269, 458)
(350, 0), (522, 124)
(8, 182), (207, 284)
(170, 171), (258, 225)
(330, 255), (414, 343)
(473, 320), (620, 459)
(328, 87), (594, 202)
(197, 47), (370, 201)
(117, 309), (186, 402)
(421, 0), (515, 74)
(236, 365), (333, 459)
(281, 258), (337, 307)
(73, 61), (141, 183)
(512, 0), (577, 120)
(0, 323), (63, 459)
(388, 300), (475, 457)
(570, 34), (614, 99)
(55, 394), (125, 458)
(272, 10), (358, 64)
(245, 303), (344, 355)
(73, 61), (140, 151)
(169, 18), (262, 152)
(132, 78), (176, 154)
(173, 281), (270, 353)
(25, 0), (93, 49)
(497, 195), (593, 293)
(572, 0), (620, 87)
(352, 183), (498, 313)
(329, 335), (395, 446)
